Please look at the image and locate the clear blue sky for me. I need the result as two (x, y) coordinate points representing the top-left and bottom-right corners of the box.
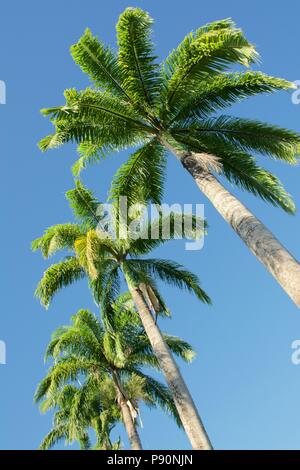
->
(1, 0), (300, 450)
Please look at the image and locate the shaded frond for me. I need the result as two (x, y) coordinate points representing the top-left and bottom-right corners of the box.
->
(170, 71), (294, 124)
(109, 139), (166, 205)
(173, 115), (300, 163)
(127, 258), (211, 304)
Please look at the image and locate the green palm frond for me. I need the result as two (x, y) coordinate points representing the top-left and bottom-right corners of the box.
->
(39, 424), (70, 450)
(71, 28), (127, 98)
(126, 258), (211, 304)
(51, 328), (102, 363)
(34, 375), (52, 404)
(109, 139), (166, 205)
(132, 370), (182, 427)
(116, 7), (160, 110)
(35, 257), (85, 308)
(39, 88), (150, 153)
(160, 21), (258, 118)
(72, 309), (104, 343)
(31, 223), (82, 258)
(173, 115), (300, 163)
(172, 130), (296, 213)
(89, 259), (120, 307)
(163, 335), (196, 363)
(66, 181), (100, 228)
(128, 212), (206, 256)
(170, 72), (294, 124)
(72, 141), (104, 177)
(221, 151), (296, 213)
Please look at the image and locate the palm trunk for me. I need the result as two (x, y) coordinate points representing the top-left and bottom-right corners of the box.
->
(118, 393), (143, 450)
(163, 138), (300, 308)
(124, 277), (212, 450)
(112, 372), (143, 450)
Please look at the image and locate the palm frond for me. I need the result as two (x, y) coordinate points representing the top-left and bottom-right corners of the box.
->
(126, 258), (211, 304)
(173, 115), (300, 163)
(31, 224), (82, 258)
(170, 71), (294, 125)
(116, 7), (160, 110)
(222, 151), (296, 213)
(160, 22), (258, 118)
(39, 88), (151, 153)
(72, 141), (103, 177)
(35, 257), (85, 308)
(128, 212), (206, 255)
(71, 28), (128, 99)
(164, 335), (196, 362)
(39, 424), (69, 450)
(66, 181), (100, 228)
(89, 259), (120, 306)
(109, 139), (166, 206)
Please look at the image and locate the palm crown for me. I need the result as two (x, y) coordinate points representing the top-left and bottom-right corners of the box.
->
(32, 181), (210, 311)
(35, 297), (195, 449)
(40, 8), (299, 213)
(36, 382), (121, 450)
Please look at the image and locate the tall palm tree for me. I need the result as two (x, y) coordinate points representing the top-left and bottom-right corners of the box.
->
(39, 7), (300, 306)
(35, 300), (194, 450)
(32, 181), (212, 449)
(36, 382), (121, 450)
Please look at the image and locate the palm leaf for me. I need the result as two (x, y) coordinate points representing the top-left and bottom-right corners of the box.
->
(126, 258), (211, 304)
(71, 28), (128, 99)
(116, 7), (160, 110)
(173, 115), (300, 163)
(160, 22), (258, 117)
(170, 71), (294, 125)
(109, 139), (166, 205)
(31, 224), (82, 258)
(35, 257), (85, 308)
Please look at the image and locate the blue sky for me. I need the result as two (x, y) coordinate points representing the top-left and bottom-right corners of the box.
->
(1, 0), (300, 450)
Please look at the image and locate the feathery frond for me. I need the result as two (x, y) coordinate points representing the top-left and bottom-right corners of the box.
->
(116, 7), (160, 110)
(31, 224), (82, 258)
(110, 139), (166, 205)
(35, 257), (85, 308)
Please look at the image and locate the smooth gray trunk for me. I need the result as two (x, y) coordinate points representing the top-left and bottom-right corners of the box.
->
(118, 395), (143, 450)
(163, 139), (300, 308)
(113, 373), (143, 450)
(126, 281), (212, 450)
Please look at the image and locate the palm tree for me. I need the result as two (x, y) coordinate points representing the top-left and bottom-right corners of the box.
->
(36, 382), (121, 450)
(35, 300), (195, 450)
(32, 181), (212, 449)
(39, 7), (300, 306)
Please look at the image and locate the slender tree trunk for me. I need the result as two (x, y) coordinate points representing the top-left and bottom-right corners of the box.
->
(124, 277), (212, 450)
(162, 138), (300, 308)
(113, 372), (143, 450)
